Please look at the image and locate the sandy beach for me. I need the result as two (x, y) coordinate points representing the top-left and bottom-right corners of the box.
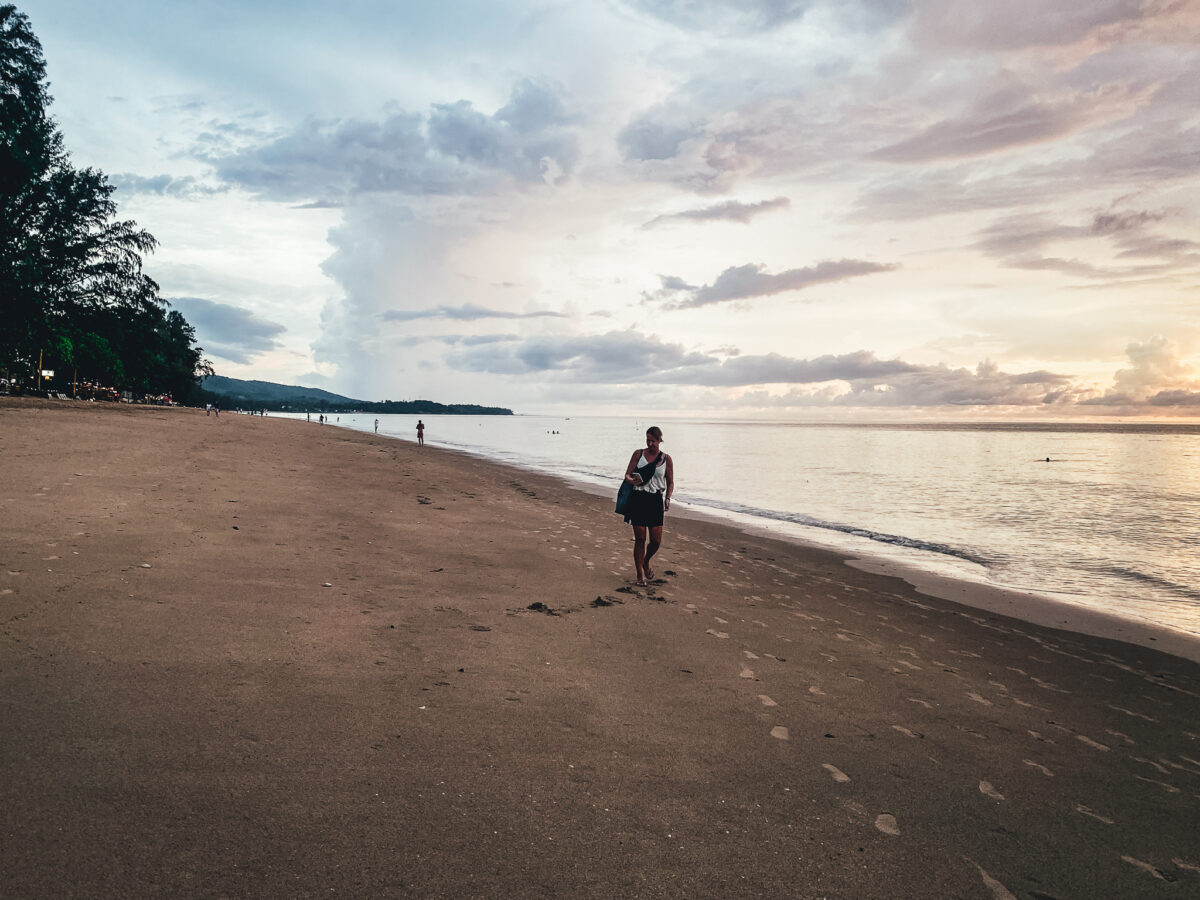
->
(2, 400), (1198, 899)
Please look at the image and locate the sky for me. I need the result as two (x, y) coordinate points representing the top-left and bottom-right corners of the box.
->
(20, 0), (1200, 416)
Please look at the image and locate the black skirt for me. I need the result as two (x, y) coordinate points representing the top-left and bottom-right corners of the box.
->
(623, 489), (664, 527)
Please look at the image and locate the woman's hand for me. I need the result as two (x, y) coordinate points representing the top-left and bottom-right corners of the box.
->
(664, 496), (671, 511)
(628, 472), (643, 485)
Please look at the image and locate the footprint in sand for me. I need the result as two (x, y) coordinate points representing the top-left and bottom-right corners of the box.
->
(823, 764), (851, 783)
(743, 650), (759, 659)
(979, 781), (1005, 801)
(770, 726), (789, 740)
(966, 692), (993, 706)
(1109, 704), (1157, 722)
(891, 725), (923, 739)
(1134, 757), (1171, 776)
(1121, 856), (1168, 881)
(874, 814), (900, 836)
(1134, 775), (1180, 794)
(706, 629), (729, 639)
(758, 695), (778, 707)
(1023, 759), (1054, 777)
(964, 859), (1018, 900)
(1075, 804), (1114, 825)
(809, 686), (826, 696)
(739, 667), (755, 679)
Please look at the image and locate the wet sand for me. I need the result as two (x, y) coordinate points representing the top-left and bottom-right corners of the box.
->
(2, 399), (1199, 899)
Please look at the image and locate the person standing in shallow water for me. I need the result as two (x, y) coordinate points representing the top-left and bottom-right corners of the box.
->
(416, 420), (425, 446)
(622, 426), (674, 587)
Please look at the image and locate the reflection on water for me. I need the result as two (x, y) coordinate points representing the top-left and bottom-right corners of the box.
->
(291, 413), (1200, 637)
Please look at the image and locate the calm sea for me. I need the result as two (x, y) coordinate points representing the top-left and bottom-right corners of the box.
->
(284, 413), (1200, 639)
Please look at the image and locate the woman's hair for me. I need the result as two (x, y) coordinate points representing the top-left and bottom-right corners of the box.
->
(646, 426), (663, 441)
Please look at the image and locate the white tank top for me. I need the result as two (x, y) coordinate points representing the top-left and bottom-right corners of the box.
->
(634, 451), (668, 492)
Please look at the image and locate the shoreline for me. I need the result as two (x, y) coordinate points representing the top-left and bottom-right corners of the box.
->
(326, 411), (1200, 666)
(4, 399), (1199, 898)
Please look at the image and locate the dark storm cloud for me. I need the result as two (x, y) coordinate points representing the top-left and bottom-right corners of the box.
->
(208, 81), (579, 202)
(643, 197), (790, 228)
(381, 304), (567, 322)
(658, 259), (897, 309)
(169, 297), (286, 364)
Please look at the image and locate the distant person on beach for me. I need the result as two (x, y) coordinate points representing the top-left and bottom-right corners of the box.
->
(374, 419), (379, 434)
(416, 420), (425, 446)
(622, 426), (674, 587)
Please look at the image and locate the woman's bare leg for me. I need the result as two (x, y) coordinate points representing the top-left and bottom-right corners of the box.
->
(633, 525), (648, 584)
(644, 525), (663, 579)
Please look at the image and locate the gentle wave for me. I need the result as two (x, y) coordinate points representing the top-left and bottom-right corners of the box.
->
(680, 496), (993, 568)
(1092, 565), (1200, 603)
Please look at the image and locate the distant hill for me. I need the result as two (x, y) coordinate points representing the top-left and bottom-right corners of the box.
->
(199, 375), (513, 415)
(201, 376), (355, 406)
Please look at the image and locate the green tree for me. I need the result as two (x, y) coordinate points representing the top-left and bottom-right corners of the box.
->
(1, 4), (209, 399)
(0, 2), (60, 374)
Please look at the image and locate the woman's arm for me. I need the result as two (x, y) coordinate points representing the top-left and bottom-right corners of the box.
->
(624, 450), (643, 484)
(664, 454), (674, 510)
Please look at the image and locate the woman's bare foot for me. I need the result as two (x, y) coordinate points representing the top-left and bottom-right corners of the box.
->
(635, 577), (647, 586)
(645, 567), (654, 580)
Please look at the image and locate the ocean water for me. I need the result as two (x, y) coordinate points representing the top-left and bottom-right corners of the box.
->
(286, 413), (1200, 638)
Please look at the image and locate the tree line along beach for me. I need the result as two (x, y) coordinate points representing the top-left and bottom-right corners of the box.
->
(3, 398), (1199, 898)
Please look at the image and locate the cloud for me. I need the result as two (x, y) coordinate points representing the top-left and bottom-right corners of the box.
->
(618, 113), (706, 162)
(446, 329), (917, 386)
(624, 0), (905, 34)
(1107, 336), (1199, 401)
(111, 173), (224, 198)
(974, 207), (1198, 277)
(837, 360), (1082, 407)
(869, 85), (1147, 164)
(381, 304), (567, 322)
(624, 0), (817, 32)
(169, 297), (287, 364)
(1148, 390), (1200, 406)
(443, 330), (1093, 406)
(208, 80), (580, 202)
(909, 0), (1163, 53)
(659, 259), (897, 309)
(643, 196), (790, 227)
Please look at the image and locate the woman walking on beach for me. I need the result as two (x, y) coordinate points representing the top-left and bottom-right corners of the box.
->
(622, 426), (674, 586)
